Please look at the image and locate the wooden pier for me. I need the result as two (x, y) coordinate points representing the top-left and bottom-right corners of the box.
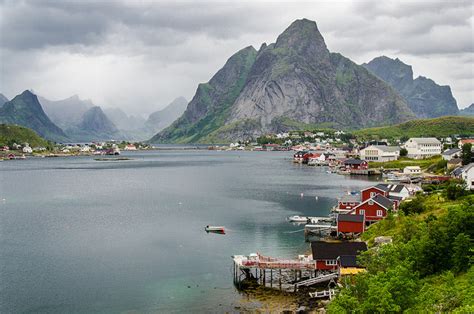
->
(232, 253), (339, 294)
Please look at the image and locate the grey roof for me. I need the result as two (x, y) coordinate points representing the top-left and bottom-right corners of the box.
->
(373, 184), (390, 192)
(378, 183), (406, 193)
(311, 241), (368, 260)
(372, 194), (394, 209)
(344, 158), (366, 165)
(388, 195), (403, 201)
(339, 194), (361, 203)
(338, 214), (364, 223)
(447, 158), (462, 165)
(408, 137), (441, 144)
(442, 148), (461, 156)
(340, 255), (360, 267)
(451, 167), (464, 176)
(372, 145), (400, 152)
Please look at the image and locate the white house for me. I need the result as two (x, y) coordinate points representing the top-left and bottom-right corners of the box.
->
(458, 139), (474, 149)
(442, 148), (461, 161)
(460, 163), (474, 190)
(22, 145), (33, 154)
(403, 166), (422, 175)
(360, 145), (400, 162)
(404, 138), (442, 159)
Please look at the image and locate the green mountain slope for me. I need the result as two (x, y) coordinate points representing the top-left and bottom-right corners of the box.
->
(150, 46), (257, 143)
(0, 124), (50, 147)
(353, 116), (474, 139)
(0, 90), (69, 142)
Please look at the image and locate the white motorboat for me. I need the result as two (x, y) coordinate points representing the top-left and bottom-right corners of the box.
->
(205, 225), (225, 233)
(288, 215), (309, 222)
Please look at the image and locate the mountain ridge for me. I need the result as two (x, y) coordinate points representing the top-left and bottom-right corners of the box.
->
(363, 56), (459, 118)
(151, 19), (415, 143)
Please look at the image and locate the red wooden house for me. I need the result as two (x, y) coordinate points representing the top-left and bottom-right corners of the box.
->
(361, 184), (389, 202)
(336, 194), (361, 212)
(349, 194), (394, 222)
(337, 214), (365, 235)
(311, 241), (368, 270)
(343, 159), (368, 170)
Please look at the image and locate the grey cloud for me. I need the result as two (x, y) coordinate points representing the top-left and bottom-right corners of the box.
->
(0, 0), (472, 113)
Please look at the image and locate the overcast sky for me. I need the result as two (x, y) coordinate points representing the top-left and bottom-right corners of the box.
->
(1, 0), (473, 116)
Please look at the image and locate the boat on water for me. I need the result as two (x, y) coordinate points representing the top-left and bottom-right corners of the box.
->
(288, 215), (309, 222)
(205, 225), (225, 233)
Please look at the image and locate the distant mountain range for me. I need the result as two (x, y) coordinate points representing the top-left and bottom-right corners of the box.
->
(151, 19), (416, 143)
(459, 104), (474, 116)
(0, 93), (8, 107)
(0, 90), (188, 142)
(39, 94), (93, 129)
(145, 97), (188, 134)
(363, 56), (459, 118)
(0, 91), (69, 142)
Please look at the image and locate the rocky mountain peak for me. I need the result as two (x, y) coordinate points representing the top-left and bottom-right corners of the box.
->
(274, 19), (328, 58)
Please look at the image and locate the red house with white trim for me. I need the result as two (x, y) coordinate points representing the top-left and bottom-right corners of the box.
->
(311, 241), (368, 270)
(361, 184), (389, 202)
(337, 194), (361, 212)
(350, 194), (394, 222)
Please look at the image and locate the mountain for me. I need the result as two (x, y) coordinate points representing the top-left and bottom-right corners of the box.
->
(103, 107), (146, 131)
(0, 93), (8, 107)
(0, 90), (68, 142)
(459, 104), (474, 116)
(363, 56), (459, 118)
(0, 124), (50, 148)
(65, 106), (121, 141)
(353, 116), (474, 139)
(145, 97), (188, 133)
(39, 95), (92, 129)
(152, 19), (415, 143)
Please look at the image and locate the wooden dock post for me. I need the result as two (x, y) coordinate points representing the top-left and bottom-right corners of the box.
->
(270, 269), (273, 288)
(279, 270), (282, 290)
(263, 269), (266, 287)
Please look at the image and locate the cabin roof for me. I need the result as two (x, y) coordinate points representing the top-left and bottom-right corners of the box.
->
(339, 255), (360, 267)
(442, 148), (461, 156)
(311, 241), (368, 260)
(339, 194), (360, 203)
(344, 159), (366, 165)
(372, 194), (394, 209)
(338, 214), (364, 223)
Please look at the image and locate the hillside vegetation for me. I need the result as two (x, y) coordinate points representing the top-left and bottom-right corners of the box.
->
(328, 189), (474, 313)
(353, 116), (474, 140)
(0, 124), (50, 148)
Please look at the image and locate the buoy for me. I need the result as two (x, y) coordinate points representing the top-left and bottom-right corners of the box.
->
(300, 193), (304, 198)
(315, 196), (318, 200)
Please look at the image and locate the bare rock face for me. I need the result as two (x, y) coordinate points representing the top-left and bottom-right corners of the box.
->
(152, 19), (415, 143)
(363, 56), (459, 118)
(229, 19), (414, 134)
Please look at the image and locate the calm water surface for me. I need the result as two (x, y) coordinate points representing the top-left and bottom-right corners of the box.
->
(0, 151), (378, 313)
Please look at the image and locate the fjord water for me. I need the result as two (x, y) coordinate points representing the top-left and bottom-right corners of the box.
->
(0, 151), (376, 313)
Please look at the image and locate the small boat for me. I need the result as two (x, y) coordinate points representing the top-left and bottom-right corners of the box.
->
(288, 215), (309, 222)
(205, 225), (225, 233)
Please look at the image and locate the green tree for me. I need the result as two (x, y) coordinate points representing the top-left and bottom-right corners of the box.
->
(452, 233), (471, 273)
(400, 147), (408, 157)
(461, 143), (472, 165)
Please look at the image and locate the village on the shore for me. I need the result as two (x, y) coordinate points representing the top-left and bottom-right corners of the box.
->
(231, 131), (474, 302)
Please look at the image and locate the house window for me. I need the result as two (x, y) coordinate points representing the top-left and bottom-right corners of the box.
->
(368, 200), (374, 205)
(370, 192), (375, 197)
(376, 210), (383, 217)
(359, 209), (365, 216)
(326, 260), (337, 266)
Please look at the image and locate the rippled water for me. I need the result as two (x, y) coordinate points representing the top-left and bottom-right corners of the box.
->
(0, 150), (377, 313)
